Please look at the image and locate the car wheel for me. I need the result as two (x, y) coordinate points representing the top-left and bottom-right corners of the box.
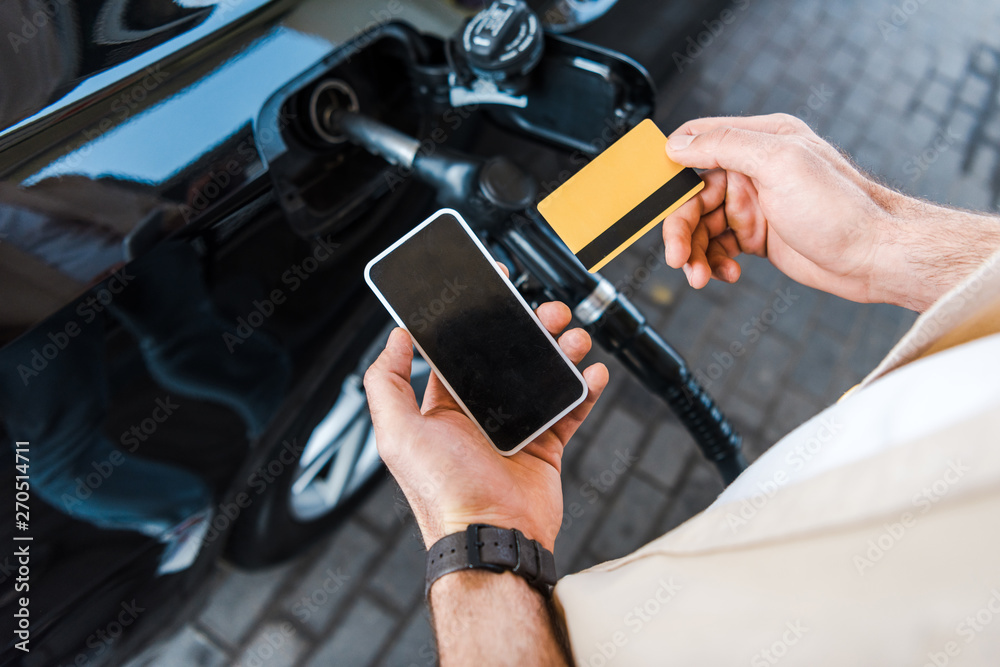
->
(224, 329), (429, 567)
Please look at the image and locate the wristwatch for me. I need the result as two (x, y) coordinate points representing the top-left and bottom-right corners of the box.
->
(425, 524), (557, 598)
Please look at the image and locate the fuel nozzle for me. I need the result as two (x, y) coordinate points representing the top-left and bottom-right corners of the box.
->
(332, 110), (536, 226)
(330, 110), (422, 170)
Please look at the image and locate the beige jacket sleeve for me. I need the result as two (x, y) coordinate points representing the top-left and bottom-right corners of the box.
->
(554, 248), (1000, 667)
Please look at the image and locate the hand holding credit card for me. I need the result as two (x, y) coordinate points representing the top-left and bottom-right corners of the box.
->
(537, 119), (704, 273)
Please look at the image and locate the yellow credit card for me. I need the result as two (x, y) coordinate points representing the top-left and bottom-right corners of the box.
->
(537, 119), (704, 273)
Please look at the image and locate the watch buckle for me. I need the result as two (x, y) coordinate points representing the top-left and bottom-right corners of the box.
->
(466, 524), (505, 573)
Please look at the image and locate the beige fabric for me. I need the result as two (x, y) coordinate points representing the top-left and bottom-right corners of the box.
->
(555, 247), (1000, 666)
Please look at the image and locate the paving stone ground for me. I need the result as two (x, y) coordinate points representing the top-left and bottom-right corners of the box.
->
(131, 0), (1000, 664)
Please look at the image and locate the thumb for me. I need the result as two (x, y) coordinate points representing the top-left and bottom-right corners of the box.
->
(666, 126), (782, 185)
(364, 328), (420, 424)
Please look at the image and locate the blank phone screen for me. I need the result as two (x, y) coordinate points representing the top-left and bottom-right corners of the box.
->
(366, 211), (586, 452)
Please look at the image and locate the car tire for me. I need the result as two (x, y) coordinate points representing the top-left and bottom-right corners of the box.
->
(223, 326), (429, 568)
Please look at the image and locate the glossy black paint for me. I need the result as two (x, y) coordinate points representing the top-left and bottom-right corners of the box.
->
(0, 2), (436, 664)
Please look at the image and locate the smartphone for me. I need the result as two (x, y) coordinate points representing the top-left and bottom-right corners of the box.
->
(365, 208), (589, 456)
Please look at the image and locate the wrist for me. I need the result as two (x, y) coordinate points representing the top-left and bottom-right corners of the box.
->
(429, 568), (543, 606)
(870, 193), (1000, 311)
(425, 525), (558, 600)
(428, 568), (569, 667)
(439, 520), (555, 552)
(414, 512), (556, 552)
(866, 191), (925, 310)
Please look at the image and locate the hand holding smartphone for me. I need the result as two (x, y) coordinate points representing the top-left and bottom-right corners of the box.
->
(365, 209), (588, 455)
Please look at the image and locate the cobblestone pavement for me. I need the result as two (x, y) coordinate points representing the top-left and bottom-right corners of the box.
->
(131, 0), (1000, 664)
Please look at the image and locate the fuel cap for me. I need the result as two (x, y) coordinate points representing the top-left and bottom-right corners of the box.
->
(459, 0), (544, 86)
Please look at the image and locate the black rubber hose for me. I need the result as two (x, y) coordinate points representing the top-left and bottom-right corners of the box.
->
(502, 222), (747, 485)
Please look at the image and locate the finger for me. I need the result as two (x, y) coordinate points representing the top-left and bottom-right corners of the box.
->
(420, 369), (461, 413)
(666, 126), (787, 187)
(535, 301), (572, 336)
(557, 327), (592, 364)
(715, 228), (741, 256)
(723, 171), (768, 255)
(661, 169), (725, 269)
(662, 194), (699, 269)
(364, 328), (421, 426)
(701, 203), (730, 240)
(496, 261), (510, 278)
(671, 113), (813, 139)
(698, 168), (729, 220)
(685, 222), (712, 289)
(549, 362), (610, 445)
(707, 235), (741, 283)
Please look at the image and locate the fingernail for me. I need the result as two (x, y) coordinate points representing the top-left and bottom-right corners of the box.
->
(668, 133), (694, 150)
(682, 264), (693, 281)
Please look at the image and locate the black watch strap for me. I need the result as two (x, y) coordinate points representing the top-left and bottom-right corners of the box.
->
(425, 524), (557, 598)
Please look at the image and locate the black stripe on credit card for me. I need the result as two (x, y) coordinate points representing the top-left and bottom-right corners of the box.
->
(575, 167), (703, 270)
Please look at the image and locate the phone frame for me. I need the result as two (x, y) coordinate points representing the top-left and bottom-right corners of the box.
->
(364, 208), (589, 456)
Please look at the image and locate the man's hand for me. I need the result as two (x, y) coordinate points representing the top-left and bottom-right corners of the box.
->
(364, 291), (608, 552)
(662, 113), (1000, 311)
